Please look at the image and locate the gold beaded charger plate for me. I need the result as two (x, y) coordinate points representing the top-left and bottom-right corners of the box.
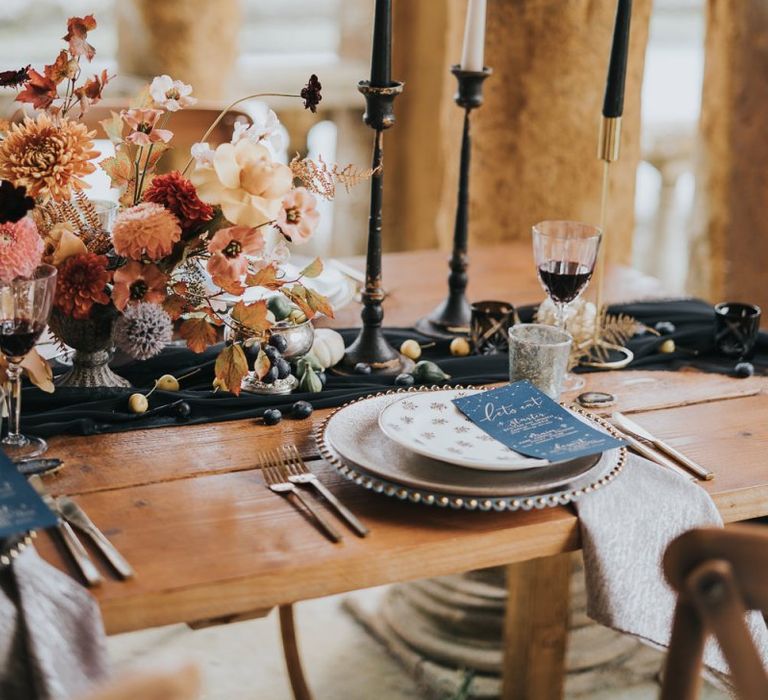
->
(0, 533), (35, 572)
(379, 389), (548, 471)
(315, 388), (627, 511)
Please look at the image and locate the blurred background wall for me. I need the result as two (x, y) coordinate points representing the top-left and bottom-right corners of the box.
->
(1, 0), (764, 313)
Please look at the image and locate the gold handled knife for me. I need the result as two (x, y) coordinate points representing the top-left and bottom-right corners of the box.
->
(56, 496), (135, 579)
(611, 412), (714, 481)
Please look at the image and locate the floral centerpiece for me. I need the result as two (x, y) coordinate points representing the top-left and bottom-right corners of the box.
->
(0, 15), (368, 394)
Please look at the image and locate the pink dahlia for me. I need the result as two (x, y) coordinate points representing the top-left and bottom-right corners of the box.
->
(0, 216), (43, 282)
(276, 187), (319, 243)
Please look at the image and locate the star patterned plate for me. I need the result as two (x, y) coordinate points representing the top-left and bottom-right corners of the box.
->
(378, 389), (551, 471)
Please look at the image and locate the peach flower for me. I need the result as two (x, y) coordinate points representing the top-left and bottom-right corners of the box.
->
(276, 187), (319, 243)
(206, 226), (264, 283)
(191, 140), (292, 227)
(121, 108), (173, 147)
(43, 223), (87, 266)
(112, 202), (182, 261)
(112, 261), (168, 311)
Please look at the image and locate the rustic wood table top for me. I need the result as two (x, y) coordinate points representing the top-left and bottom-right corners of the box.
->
(34, 243), (768, 635)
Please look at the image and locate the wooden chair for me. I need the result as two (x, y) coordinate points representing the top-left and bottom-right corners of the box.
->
(78, 661), (201, 700)
(661, 524), (768, 699)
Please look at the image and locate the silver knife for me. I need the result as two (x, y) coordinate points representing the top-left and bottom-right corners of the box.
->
(28, 476), (103, 586)
(56, 496), (135, 579)
(612, 412), (714, 481)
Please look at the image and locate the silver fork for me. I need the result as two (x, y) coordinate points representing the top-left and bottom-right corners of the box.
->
(260, 452), (342, 543)
(281, 446), (369, 538)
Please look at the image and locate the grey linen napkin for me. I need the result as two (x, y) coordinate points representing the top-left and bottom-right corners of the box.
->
(574, 452), (768, 674)
(0, 547), (109, 700)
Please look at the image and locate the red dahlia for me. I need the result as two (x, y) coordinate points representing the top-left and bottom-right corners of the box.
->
(55, 253), (112, 320)
(143, 170), (214, 230)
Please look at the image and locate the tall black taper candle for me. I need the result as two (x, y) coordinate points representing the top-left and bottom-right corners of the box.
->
(602, 0), (632, 118)
(340, 2), (409, 375)
(370, 0), (392, 87)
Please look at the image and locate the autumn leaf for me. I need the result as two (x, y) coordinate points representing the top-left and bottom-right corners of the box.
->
(214, 344), (249, 396)
(163, 294), (190, 321)
(282, 284), (334, 320)
(231, 300), (272, 336)
(64, 15), (98, 61)
(129, 85), (153, 109)
(99, 111), (124, 144)
(100, 149), (133, 192)
(16, 69), (58, 110)
(211, 274), (245, 297)
(253, 349), (271, 381)
(44, 50), (73, 85)
(179, 317), (218, 353)
(299, 257), (323, 279)
(0, 349), (55, 393)
(245, 264), (284, 290)
(74, 69), (111, 112)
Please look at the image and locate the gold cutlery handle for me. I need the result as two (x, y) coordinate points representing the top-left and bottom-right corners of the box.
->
(58, 521), (102, 586)
(288, 489), (342, 543)
(308, 480), (369, 538)
(651, 440), (714, 481)
(82, 525), (135, 579)
(618, 432), (695, 482)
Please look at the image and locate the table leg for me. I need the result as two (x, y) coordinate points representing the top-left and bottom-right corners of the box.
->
(501, 553), (571, 700)
(279, 604), (314, 700)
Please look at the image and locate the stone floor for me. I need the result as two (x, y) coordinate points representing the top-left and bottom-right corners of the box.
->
(108, 587), (728, 700)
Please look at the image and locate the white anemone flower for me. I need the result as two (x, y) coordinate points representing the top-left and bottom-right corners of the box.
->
(150, 74), (197, 112)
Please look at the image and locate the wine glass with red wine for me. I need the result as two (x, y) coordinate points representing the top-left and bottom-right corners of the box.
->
(0, 265), (57, 459)
(532, 221), (601, 390)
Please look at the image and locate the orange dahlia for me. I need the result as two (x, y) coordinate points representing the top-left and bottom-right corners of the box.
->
(54, 252), (111, 320)
(0, 114), (99, 201)
(112, 202), (182, 261)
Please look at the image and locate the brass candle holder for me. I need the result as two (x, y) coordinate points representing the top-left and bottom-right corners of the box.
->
(416, 65), (492, 340)
(577, 115), (634, 369)
(340, 80), (414, 375)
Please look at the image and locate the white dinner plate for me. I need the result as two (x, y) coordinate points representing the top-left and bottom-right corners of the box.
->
(378, 389), (550, 472)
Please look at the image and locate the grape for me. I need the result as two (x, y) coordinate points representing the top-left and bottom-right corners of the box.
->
(734, 361), (755, 378)
(395, 373), (414, 387)
(264, 345), (281, 363)
(263, 408), (282, 426)
(291, 401), (313, 419)
(262, 366), (279, 384)
(275, 358), (292, 379)
(269, 334), (289, 353)
(354, 362), (372, 375)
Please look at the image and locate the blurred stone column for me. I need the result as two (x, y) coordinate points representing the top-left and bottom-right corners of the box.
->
(116, 0), (241, 100)
(388, 0), (651, 264)
(690, 1), (768, 318)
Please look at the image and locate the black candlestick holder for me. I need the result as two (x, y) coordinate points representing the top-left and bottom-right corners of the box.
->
(340, 80), (413, 375)
(415, 65), (492, 340)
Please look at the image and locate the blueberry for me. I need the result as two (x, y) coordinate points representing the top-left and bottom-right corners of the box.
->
(264, 345), (281, 362)
(733, 361), (755, 378)
(269, 334), (289, 353)
(175, 401), (192, 420)
(263, 408), (282, 426)
(317, 371), (327, 387)
(354, 362), (372, 375)
(291, 400), (313, 419)
(275, 358), (292, 379)
(395, 373), (415, 387)
(262, 366), (279, 384)
(654, 321), (676, 335)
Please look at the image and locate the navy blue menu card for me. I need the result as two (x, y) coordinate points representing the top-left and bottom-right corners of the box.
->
(452, 381), (626, 461)
(0, 449), (56, 539)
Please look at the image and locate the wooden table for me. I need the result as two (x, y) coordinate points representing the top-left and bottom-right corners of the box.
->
(36, 243), (768, 699)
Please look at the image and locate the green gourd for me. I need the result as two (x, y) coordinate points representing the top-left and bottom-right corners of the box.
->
(299, 367), (323, 393)
(411, 360), (451, 383)
(267, 295), (294, 321)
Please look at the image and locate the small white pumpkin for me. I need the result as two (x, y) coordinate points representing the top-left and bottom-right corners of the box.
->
(309, 328), (346, 369)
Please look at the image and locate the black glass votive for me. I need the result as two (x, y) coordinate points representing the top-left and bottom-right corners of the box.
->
(714, 302), (761, 359)
(470, 301), (516, 355)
